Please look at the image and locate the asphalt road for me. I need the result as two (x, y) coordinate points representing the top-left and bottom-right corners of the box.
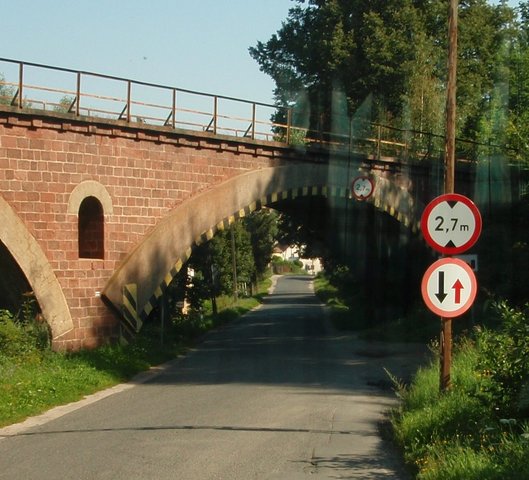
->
(0, 275), (426, 479)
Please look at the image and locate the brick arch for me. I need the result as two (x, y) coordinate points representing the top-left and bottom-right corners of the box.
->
(0, 195), (73, 340)
(370, 175), (422, 233)
(103, 164), (420, 336)
(67, 180), (113, 215)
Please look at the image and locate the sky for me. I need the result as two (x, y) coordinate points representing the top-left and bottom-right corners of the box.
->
(1, 0), (293, 106)
(0, 0), (522, 110)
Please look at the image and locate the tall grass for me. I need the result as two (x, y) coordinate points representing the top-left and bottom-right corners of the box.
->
(0, 326), (181, 427)
(313, 273), (439, 341)
(0, 351), (120, 426)
(391, 303), (529, 479)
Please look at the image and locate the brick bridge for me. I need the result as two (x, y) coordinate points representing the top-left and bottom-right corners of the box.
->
(0, 105), (446, 349)
(1, 58), (480, 349)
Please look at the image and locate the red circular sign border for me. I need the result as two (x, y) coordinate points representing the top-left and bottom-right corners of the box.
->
(421, 193), (482, 255)
(421, 257), (477, 318)
(351, 176), (374, 201)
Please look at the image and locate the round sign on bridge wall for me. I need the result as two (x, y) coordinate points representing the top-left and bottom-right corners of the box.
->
(421, 193), (482, 255)
(351, 176), (374, 200)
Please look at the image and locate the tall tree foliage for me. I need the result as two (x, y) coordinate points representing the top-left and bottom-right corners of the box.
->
(243, 209), (279, 280)
(208, 222), (255, 296)
(250, 0), (514, 142)
(0, 75), (15, 105)
(505, 1), (529, 161)
(180, 210), (280, 305)
(456, 0), (515, 144)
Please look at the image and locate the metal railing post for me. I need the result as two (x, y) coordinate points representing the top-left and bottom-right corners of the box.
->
(377, 124), (382, 159)
(18, 62), (24, 109)
(172, 88), (176, 129)
(213, 95), (218, 135)
(76, 72), (81, 116)
(126, 80), (132, 122)
(286, 107), (292, 145)
(251, 103), (256, 139)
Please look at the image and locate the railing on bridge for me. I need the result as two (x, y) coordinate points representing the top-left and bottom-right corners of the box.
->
(0, 57), (287, 142)
(0, 57), (508, 164)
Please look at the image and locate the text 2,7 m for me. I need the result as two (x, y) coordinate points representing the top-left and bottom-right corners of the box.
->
(435, 216), (470, 232)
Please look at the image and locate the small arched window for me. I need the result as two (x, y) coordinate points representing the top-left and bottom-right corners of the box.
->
(78, 196), (104, 259)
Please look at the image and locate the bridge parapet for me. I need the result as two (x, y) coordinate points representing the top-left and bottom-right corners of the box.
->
(1, 57), (495, 166)
(0, 57), (284, 142)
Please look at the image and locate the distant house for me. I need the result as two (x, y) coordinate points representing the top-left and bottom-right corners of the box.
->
(272, 243), (322, 275)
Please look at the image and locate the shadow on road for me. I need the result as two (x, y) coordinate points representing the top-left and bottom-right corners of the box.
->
(139, 275), (429, 399)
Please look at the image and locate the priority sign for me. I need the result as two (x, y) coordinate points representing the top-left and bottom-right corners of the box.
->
(421, 257), (477, 318)
(421, 193), (482, 255)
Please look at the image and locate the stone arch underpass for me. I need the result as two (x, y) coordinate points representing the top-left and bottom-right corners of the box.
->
(0, 196), (73, 339)
(102, 163), (422, 339)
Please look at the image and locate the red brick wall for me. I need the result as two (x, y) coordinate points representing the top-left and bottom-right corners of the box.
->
(0, 109), (286, 350)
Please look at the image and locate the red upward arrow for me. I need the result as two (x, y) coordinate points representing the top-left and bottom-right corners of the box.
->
(452, 279), (464, 304)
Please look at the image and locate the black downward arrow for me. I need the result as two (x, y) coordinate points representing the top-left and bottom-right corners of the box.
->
(435, 270), (447, 303)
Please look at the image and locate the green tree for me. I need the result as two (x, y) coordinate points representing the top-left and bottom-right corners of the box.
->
(360, 0), (429, 119)
(170, 210), (280, 312)
(456, 0), (515, 146)
(275, 198), (330, 260)
(243, 209), (279, 280)
(209, 221), (255, 297)
(53, 95), (75, 113)
(250, 0), (515, 143)
(502, 1), (529, 163)
(0, 74), (15, 105)
(250, 0), (433, 131)
(401, 27), (445, 141)
(249, 0), (357, 134)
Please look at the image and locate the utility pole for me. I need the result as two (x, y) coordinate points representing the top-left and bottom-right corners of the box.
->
(445, 0), (458, 196)
(207, 245), (218, 316)
(440, 0), (458, 392)
(230, 224), (238, 302)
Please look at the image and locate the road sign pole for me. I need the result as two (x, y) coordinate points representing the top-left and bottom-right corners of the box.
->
(440, 317), (452, 389)
(441, 0), (458, 392)
(445, 0), (457, 196)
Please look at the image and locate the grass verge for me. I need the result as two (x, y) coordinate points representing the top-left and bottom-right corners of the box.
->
(390, 302), (529, 479)
(313, 273), (439, 342)
(390, 340), (529, 479)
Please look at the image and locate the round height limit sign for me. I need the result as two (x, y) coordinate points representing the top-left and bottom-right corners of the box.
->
(421, 193), (482, 255)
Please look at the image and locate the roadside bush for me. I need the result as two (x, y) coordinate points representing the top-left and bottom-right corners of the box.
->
(0, 300), (49, 361)
(392, 300), (529, 479)
(313, 273), (367, 330)
(270, 256), (305, 274)
(171, 310), (212, 340)
(313, 273), (338, 303)
(475, 301), (529, 418)
(416, 421), (529, 480)
(0, 309), (31, 358)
